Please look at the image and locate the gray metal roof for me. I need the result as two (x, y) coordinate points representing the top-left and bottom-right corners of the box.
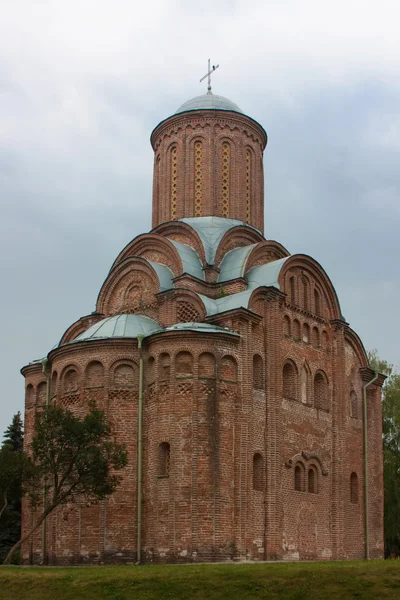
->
(68, 314), (162, 344)
(164, 322), (239, 336)
(147, 260), (175, 291)
(168, 239), (204, 280)
(179, 216), (261, 265)
(246, 257), (289, 289)
(175, 94), (243, 115)
(218, 244), (258, 282)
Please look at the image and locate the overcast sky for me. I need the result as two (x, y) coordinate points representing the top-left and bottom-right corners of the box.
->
(1, 0), (399, 436)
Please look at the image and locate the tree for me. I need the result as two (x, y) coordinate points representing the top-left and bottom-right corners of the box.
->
(2, 411), (24, 452)
(368, 349), (400, 557)
(3, 404), (127, 565)
(0, 412), (27, 563)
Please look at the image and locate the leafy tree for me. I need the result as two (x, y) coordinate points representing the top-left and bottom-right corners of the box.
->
(3, 404), (127, 565)
(368, 349), (400, 557)
(2, 411), (24, 452)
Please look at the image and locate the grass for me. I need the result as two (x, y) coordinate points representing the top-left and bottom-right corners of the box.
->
(1, 560), (400, 600)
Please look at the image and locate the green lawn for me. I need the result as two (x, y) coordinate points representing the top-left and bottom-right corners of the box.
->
(1, 560), (400, 600)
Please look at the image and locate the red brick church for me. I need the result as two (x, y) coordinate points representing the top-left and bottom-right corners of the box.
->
(21, 86), (384, 564)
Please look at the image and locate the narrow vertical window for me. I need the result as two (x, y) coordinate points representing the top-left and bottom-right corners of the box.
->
(350, 472), (359, 504)
(171, 146), (177, 219)
(289, 276), (295, 304)
(283, 361), (297, 400)
(314, 371), (329, 411)
(314, 289), (321, 316)
(295, 464), (304, 491)
(194, 141), (203, 216)
(253, 453), (264, 491)
(221, 142), (230, 217)
(350, 391), (358, 419)
(253, 355), (264, 390)
(308, 467), (317, 494)
(302, 277), (309, 311)
(159, 442), (170, 477)
(246, 149), (251, 223)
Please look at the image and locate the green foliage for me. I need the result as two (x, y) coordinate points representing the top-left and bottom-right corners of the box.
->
(2, 411), (24, 452)
(29, 404), (128, 508)
(369, 349), (400, 556)
(3, 404), (127, 564)
(0, 412), (27, 562)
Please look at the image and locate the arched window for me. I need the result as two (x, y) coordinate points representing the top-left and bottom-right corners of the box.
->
(283, 315), (291, 337)
(289, 276), (296, 304)
(314, 289), (321, 316)
(301, 365), (310, 405)
(175, 352), (193, 378)
(199, 353), (216, 379)
(113, 364), (137, 389)
(159, 353), (170, 381)
(350, 472), (359, 504)
(220, 356), (238, 382)
(194, 140), (203, 217)
(253, 355), (264, 390)
(303, 323), (310, 343)
(311, 327), (320, 347)
(170, 145), (177, 219)
(85, 361), (104, 388)
(302, 277), (309, 311)
(350, 391), (358, 419)
(159, 442), (170, 477)
(62, 368), (79, 395)
(295, 464), (305, 491)
(293, 319), (301, 340)
(26, 384), (34, 406)
(314, 371), (329, 411)
(246, 149), (252, 223)
(253, 453), (264, 491)
(221, 141), (231, 217)
(283, 361), (297, 400)
(308, 466), (318, 494)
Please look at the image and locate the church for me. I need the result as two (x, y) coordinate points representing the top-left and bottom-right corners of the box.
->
(21, 78), (385, 564)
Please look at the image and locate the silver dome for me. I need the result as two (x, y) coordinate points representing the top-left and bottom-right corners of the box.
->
(175, 94), (243, 115)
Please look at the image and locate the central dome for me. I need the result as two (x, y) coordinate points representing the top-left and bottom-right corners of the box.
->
(175, 93), (243, 115)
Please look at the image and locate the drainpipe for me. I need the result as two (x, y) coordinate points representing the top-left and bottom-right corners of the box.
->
(41, 358), (51, 565)
(136, 334), (144, 564)
(363, 370), (379, 560)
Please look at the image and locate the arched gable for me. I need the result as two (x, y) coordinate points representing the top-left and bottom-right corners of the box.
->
(344, 327), (369, 368)
(59, 313), (105, 346)
(159, 288), (207, 326)
(110, 233), (183, 276)
(96, 257), (161, 315)
(214, 225), (264, 267)
(245, 240), (290, 271)
(279, 255), (342, 320)
(151, 221), (206, 264)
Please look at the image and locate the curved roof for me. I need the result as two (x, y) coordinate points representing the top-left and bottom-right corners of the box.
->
(175, 94), (243, 115)
(67, 314), (162, 345)
(246, 257), (289, 289)
(147, 260), (175, 291)
(164, 322), (239, 336)
(168, 239), (204, 280)
(179, 216), (261, 265)
(218, 244), (258, 282)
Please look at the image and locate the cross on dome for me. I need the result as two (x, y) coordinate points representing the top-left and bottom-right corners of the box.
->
(200, 59), (220, 94)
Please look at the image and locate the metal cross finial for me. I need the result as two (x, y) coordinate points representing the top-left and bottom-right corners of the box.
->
(200, 59), (220, 95)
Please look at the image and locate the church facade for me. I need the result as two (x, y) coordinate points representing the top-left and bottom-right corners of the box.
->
(21, 91), (384, 564)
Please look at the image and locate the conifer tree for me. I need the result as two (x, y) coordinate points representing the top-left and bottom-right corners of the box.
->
(2, 411), (24, 452)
